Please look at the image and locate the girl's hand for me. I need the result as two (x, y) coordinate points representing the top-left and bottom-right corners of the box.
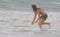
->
(32, 21), (34, 25)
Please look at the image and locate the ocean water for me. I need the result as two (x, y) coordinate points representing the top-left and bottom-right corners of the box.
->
(0, 11), (60, 37)
(0, 0), (60, 37)
(0, 0), (60, 12)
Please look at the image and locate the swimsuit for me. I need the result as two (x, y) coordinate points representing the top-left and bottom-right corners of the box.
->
(40, 14), (47, 20)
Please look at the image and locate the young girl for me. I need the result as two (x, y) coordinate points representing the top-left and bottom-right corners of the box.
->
(31, 5), (50, 30)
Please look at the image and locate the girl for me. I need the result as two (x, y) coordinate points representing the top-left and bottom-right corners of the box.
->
(31, 5), (50, 30)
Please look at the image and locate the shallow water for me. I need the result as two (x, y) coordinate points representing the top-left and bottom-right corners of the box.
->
(0, 11), (60, 37)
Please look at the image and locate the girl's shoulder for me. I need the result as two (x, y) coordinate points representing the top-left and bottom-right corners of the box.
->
(37, 8), (42, 10)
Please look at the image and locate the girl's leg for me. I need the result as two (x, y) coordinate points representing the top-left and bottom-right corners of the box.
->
(42, 22), (50, 28)
(38, 18), (44, 30)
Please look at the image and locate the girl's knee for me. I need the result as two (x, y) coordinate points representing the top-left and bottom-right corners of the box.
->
(38, 22), (42, 25)
(38, 19), (44, 25)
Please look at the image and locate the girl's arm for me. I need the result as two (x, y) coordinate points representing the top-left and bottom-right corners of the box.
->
(35, 13), (40, 23)
(35, 9), (40, 23)
(32, 13), (37, 24)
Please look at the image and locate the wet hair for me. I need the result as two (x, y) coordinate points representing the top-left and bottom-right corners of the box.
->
(32, 5), (37, 11)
